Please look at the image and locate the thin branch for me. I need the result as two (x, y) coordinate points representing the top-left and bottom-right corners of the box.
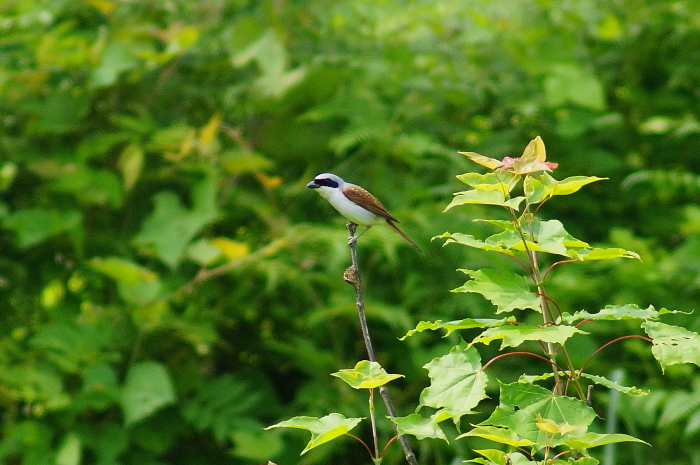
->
(578, 335), (653, 375)
(171, 239), (287, 297)
(344, 222), (419, 465)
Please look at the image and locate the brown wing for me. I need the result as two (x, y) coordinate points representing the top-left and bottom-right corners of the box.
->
(342, 184), (400, 223)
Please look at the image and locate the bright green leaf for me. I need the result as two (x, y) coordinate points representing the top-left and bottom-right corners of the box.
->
(456, 172), (516, 192)
(458, 425), (536, 447)
(331, 360), (404, 389)
(400, 317), (514, 340)
(472, 324), (586, 349)
(452, 269), (540, 313)
(459, 152), (504, 170)
(562, 432), (649, 449)
(445, 189), (524, 211)
(560, 304), (666, 324)
(265, 413), (362, 455)
(570, 247), (640, 261)
(540, 173), (607, 196)
(419, 342), (488, 419)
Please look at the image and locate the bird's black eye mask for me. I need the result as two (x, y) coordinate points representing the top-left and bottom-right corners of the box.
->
(311, 178), (338, 188)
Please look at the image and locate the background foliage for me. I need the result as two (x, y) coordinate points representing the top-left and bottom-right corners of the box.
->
(1, 0), (699, 464)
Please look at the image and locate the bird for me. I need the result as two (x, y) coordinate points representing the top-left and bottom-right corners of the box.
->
(306, 173), (422, 252)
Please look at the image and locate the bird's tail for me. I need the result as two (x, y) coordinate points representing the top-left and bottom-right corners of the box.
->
(385, 220), (423, 253)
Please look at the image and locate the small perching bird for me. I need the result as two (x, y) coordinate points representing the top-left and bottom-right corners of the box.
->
(306, 173), (422, 252)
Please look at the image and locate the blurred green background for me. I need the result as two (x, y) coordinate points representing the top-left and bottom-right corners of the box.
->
(1, 0), (699, 464)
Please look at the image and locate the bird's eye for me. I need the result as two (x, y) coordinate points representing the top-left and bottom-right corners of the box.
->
(315, 178), (339, 188)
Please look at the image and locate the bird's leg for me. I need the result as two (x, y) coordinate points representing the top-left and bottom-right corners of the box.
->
(348, 225), (372, 246)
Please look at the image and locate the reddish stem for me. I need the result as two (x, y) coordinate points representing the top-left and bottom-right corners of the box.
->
(578, 335), (653, 375)
(482, 351), (565, 373)
(542, 259), (579, 281)
(382, 435), (398, 456)
(346, 433), (375, 459)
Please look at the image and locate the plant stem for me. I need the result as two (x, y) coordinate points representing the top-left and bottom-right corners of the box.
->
(344, 222), (419, 465)
(369, 389), (379, 459)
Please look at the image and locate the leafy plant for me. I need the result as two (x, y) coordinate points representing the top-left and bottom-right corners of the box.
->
(393, 136), (700, 463)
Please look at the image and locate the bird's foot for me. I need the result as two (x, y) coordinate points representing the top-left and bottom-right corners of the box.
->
(347, 235), (359, 247)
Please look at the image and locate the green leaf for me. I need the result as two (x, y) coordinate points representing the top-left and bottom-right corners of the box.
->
(220, 150), (275, 174)
(117, 143), (144, 192)
(579, 373), (648, 396)
(452, 269), (540, 313)
(389, 412), (448, 442)
(134, 174), (219, 268)
(331, 360), (404, 389)
(120, 361), (176, 426)
(560, 304), (667, 324)
(472, 324), (586, 349)
(437, 232), (510, 253)
(90, 41), (139, 88)
(570, 247), (640, 261)
(445, 189), (525, 211)
(456, 172), (517, 191)
(3, 208), (82, 248)
(482, 381), (596, 447)
(265, 413), (362, 455)
(644, 321), (700, 371)
(524, 176), (547, 203)
(419, 342), (488, 419)
(470, 450), (533, 465)
(544, 64), (605, 110)
(457, 425), (537, 447)
(459, 152), (505, 170)
(56, 432), (81, 465)
(562, 432), (649, 449)
(540, 173), (608, 196)
(400, 317), (514, 339)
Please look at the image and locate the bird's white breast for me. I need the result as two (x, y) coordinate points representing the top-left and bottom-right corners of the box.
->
(319, 187), (381, 225)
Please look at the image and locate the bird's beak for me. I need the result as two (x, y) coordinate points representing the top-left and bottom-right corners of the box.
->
(306, 181), (319, 189)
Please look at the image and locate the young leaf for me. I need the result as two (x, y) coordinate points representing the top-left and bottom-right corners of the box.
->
(504, 136), (558, 174)
(457, 425), (536, 447)
(459, 152), (504, 170)
(331, 360), (404, 389)
(265, 413), (363, 455)
(389, 412), (448, 442)
(643, 321), (700, 371)
(452, 269), (540, 313)
(419, 342), (488, 419)
(561, 432), (649, 449)
(472, 324), (586, 349)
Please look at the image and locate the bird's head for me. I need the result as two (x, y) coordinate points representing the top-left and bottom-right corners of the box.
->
(306, 173), (345, 198)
